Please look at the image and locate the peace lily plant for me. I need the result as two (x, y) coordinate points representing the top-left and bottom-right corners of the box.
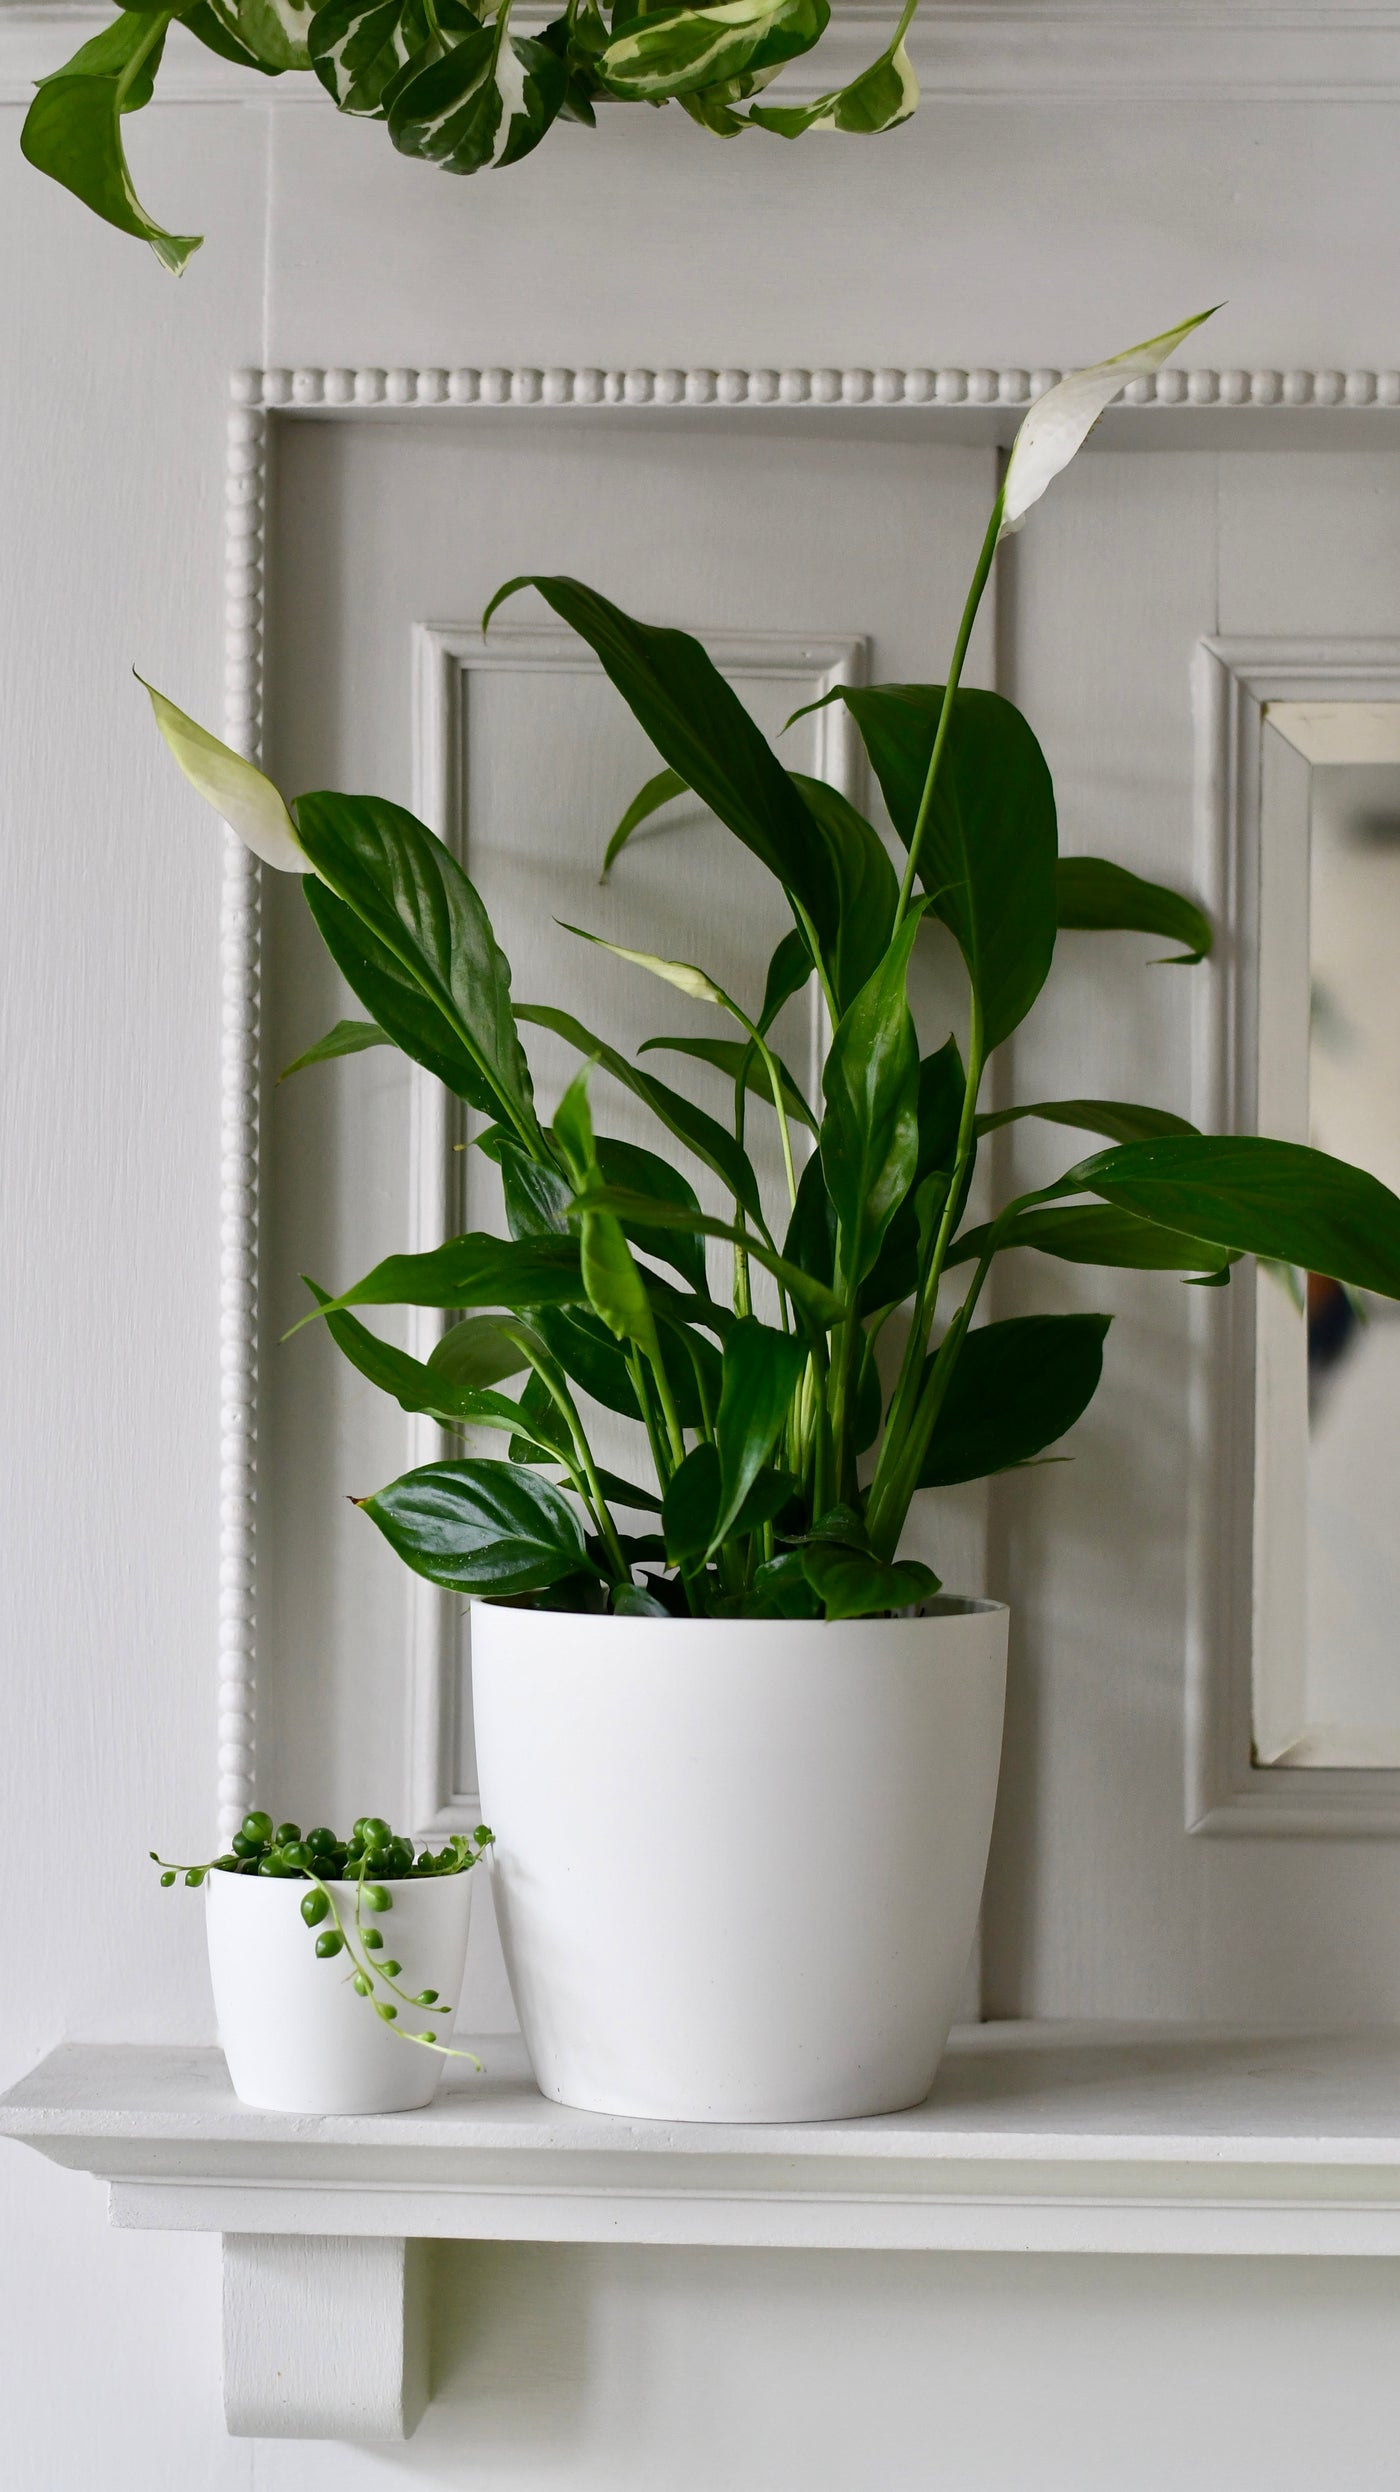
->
(144, 312), (1400, 1629)
(144, 313), (1400, 2123)
(24, 0), (921, 272)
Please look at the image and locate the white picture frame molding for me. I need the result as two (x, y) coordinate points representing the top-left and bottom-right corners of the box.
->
(217, 364), (1400, 1845)
(1189, 634), (1400, 1836)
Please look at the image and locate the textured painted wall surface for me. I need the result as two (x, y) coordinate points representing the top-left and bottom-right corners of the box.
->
(7, 34), (1400, 2483)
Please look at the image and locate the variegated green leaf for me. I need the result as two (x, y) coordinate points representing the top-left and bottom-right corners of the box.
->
(387, 9), (565, 170)
(206, 0), (316, 71)
(309, 0), (435, 114)
(599, 0), (827, 102)
(749, 29), (916, 135)
(22, 15), (201, 276)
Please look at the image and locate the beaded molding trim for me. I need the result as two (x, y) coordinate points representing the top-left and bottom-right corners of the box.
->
(217, 358), (1400, 1835)
(234, 363), (1400, 410)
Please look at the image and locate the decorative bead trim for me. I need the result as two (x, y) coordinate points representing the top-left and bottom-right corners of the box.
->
(232, 364), (1400, 411)
(218, 403), (267, 1841)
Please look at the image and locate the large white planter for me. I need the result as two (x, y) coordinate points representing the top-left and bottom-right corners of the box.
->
(472, 1599), (1008, 2123)
(206, 1869), (475, 2113)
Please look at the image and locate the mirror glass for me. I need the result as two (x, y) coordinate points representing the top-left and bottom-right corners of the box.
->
(1255, 704), (1400, 1765)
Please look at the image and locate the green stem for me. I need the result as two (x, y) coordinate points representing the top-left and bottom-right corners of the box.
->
(115, 8), (171, 106)
(892, 494), (1004, 933)
(867, 995), (985, 1545)
(501, 1325), (627, 1583)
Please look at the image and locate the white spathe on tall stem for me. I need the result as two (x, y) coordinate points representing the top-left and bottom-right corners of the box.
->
(140, 676), (305, 873)
(998, 307), (1219, 539)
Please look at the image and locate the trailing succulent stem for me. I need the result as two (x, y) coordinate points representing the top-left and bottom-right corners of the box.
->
(155, 1811), (493, 2057)
(144, 308), (1400, 1621)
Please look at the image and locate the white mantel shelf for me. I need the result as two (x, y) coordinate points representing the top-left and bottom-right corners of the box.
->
(9, 2023), (1400, 2440)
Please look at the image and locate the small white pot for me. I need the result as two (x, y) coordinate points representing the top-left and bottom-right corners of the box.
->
(473, 1599), (1008, 2123)
(206, 1869), (475, 2113)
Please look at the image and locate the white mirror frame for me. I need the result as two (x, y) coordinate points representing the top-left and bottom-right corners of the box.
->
(1190, 635), (1400, 1834)
(215, 360), (1400, 1844)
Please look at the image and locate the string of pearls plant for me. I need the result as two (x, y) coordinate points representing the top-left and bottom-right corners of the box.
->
(154, 1810), (495, 2056)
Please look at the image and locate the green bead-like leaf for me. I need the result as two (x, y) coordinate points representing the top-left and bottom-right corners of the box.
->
(315, 1930), (344, 1958)
(917, 1313), (1111, 1489)
(300, 1887), (331, 1926)
(359, 1456), (594, 1596)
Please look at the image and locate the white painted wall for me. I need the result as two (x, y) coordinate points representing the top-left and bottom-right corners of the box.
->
(10, 11), (1400, 2482)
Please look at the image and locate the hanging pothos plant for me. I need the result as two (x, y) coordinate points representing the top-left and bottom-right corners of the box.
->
(22, 0), (921, 272)
(140, 314), (1400, 1621)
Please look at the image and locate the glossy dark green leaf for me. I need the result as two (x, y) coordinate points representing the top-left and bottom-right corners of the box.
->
(978, 1097), (1197, 1145)
(859, 1036), (966, 1310)
(291, 1232), (585, 1328)
(800, 1541), (939, 1621)
(280, 1016), (390, 1080)
(948, 1203), (1235, 1276)
(663, 1441), (720, 1564)
(551, 1067), (663, 1359)
(742, 1548), (821, 1618)
(638, 1035), (817, 1135)
(535, 1306), (643, 1420)
(710, 1316), (807, 1552)
(598, 0), (826, 99)
(799, 684), (1058, 1051)
(479, 1130), (571, 1238)
(304, 1286), (561, 1450)
(483, 579), (838, 947)
(573, 1184), (845, 1328)
(427, 1314), (535, 1390)
(1069, 1135), (1400, 1298)
(22, 27), (202, 274)
(918, 1312), (1110, 1488)
(820, 912), (921, 1289)
(302, 878), (498, 1113)
(601, 766), (689, 879)
(294, 793), (540, 1143)
(596, 1135), (709, 1293)
(783, 1147), (836, 1289)
(1056, 856), (1212, 964)
(758, 926), (815, 1033)
(614, 1581), (670, 1618)
(518, 1002), (763, 1222)
(789, 773), (898, 1014)
(360, 1457), (592, 1595)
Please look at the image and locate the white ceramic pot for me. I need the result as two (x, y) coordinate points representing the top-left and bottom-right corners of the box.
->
(205, 1868), (475, 2113)
(472, 1599), (1008, 2123)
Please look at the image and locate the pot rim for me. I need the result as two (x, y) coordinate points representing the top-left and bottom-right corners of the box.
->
(472, 1594), (1008, 1624)
(206, 1866), (477, 1891)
